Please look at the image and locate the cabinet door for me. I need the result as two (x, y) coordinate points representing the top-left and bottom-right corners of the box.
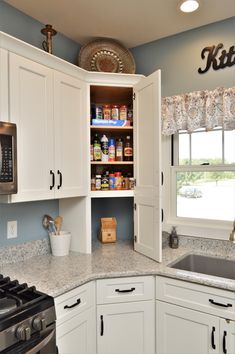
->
(220, 319), (235, 354)
(0, 48), (8, 121)
(97, 301), (155, 354)
(54, 71), (86, 198)
(57, 306), (96, 354)
(9, 52), (54, 202)
(133, 70), (162, 262)
(156, 301), (219, 354)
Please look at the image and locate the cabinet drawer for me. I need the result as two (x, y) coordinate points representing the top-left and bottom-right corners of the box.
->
(55, 281), (95, 322)
(156, 276), (235, 320)
(97, 276), (154, 304)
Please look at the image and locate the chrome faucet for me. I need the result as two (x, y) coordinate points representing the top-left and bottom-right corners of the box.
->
(229, 220), (235, 243)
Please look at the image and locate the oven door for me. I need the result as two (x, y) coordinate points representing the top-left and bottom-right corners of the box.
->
(2, 323), (57, 354)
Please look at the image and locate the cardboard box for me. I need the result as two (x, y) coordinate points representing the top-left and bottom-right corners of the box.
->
(98, 217), (117, 243)
(92, 119), (130, 127)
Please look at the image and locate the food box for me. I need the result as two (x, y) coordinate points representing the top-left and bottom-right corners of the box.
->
(91, 119), (130, 127)
(98, 217), (117, 243)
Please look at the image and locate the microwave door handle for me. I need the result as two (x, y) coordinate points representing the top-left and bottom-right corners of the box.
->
(25, 328), (55, 354)
(0, 141), (2, 175)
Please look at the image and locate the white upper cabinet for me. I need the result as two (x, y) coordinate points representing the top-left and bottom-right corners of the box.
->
(133, 70), (162, 262)
(1, 50), (86, 202)
(53, 71), (86, 198)
(9, 52), (54, 202)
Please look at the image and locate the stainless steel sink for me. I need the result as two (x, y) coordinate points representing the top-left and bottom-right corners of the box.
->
(169, 254), (235, 280)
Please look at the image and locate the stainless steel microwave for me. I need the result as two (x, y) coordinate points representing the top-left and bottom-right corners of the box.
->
(0, 121), (17, 194)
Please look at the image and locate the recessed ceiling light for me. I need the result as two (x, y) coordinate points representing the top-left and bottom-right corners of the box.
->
(180, 0), (199, 13)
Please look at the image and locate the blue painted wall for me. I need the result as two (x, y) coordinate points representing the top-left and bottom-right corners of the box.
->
(130, 17), (235, 96)
(0, 2), (234, 247)
(0, 1), (80, 247)
(0, 1), (81, 64)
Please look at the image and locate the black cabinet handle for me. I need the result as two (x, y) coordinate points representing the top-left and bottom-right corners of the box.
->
(223, 331), (227, 354)
(115, 287), (135, 293)
(57, 170), (62, 189)
(50, 170), (55, 190)
(211, 326), (216, 350)
(209, 299), (232, 308)
(161, 209), (164, 222)
(100, 315), (104, 336)
(64, 298), (81, 309)
(161, 172), (164, 186)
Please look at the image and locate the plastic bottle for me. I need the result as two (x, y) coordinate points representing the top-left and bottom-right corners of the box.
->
(124, 136), (133, 161)
(116, 138), (123, 161)
(108, 138), (116, 161)
(109, 173), (115, 190)
(93, 134), (101, 161)
(169, 226), (179, 249)
(101, 134), (109, 162)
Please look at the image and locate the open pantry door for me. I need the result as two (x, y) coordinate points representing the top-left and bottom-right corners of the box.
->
(133, 70), (162, 262)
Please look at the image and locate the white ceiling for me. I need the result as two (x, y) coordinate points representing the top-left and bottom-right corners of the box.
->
(5, 0), (235, 48)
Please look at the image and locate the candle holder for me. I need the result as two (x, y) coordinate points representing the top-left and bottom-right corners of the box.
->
(41, 24), (57, 54)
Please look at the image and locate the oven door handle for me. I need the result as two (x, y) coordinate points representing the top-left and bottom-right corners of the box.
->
(25, 328), (55, 354)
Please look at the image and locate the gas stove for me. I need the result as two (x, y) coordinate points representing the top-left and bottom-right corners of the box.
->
(0, 274), (56, 354)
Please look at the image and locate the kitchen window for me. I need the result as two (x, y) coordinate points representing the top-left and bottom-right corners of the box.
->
(171, 128), (235, 222)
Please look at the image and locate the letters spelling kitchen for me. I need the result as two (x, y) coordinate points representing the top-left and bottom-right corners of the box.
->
(198, 43), (235, 74)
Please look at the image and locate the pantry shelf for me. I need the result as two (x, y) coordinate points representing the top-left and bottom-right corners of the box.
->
(90, 190), (134, 198)
(90, 125), (133, 132)
(91, 161), (134, 165)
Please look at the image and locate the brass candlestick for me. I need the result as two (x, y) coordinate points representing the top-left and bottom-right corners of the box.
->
(41, 24), (57, 54)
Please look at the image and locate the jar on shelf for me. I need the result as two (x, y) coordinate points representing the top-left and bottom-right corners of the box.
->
(91, 175), (96, 191)
(93, 133), (101, 161)
(103, 105), (111, 120)
(101, 171), (109, 190)
(95, 175), (102, 190)
(111, 105), (119, 120)
(109, 173), (115, 190)
(129, 177), (135, 190)
(122, 177), (129, 190)
(124, 135), (133, 161)
(119, 105), (127, 120)
(116, 138), (123, 161)
(95, 105), (103, 120)
(115, 172), (122, 190)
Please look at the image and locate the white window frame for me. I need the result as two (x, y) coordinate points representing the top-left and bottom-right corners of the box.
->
(162, 133), (235, 241)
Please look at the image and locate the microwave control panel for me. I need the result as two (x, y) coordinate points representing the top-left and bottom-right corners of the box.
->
(0, 135), (13, 182)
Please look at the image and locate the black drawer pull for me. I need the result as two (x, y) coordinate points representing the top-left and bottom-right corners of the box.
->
(209, 299), (232, 308)
(223, 331), (227, 354)
(100, 315), (104, 336)
(115, 287), (135, 293)
(50, 170), (55, 190)
(64, 298), (81, 309)
(211, 326), (216, 350)
(57, 170), (62, 189)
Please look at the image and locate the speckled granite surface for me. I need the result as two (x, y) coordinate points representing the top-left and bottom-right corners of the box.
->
(0, 236), (235, 297)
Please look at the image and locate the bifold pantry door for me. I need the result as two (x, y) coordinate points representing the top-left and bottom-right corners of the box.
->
(133, 69), (162, 262)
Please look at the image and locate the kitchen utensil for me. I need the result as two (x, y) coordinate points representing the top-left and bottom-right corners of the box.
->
(42, 214), (55, 233)
(54, 216), (63, 235)
(49, 220), (57, 235)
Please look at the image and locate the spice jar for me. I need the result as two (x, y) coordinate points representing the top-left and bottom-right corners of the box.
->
(103, 105), (111, 120)
(91, 175), (96, 191)
(95, 175), (102, 190)
(122, 177), (129, 190)
(109, 173), (115, 190)
(115, 172), (122, 190)
(111, 105), (119, 120)
(119, 105), (127, 120)
(129, 177), (135, 190)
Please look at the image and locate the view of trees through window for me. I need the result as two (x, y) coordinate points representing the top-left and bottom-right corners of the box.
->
(175, 129), (235, 221)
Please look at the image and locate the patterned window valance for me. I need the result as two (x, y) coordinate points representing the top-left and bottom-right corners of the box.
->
(161, 87), (235, 135)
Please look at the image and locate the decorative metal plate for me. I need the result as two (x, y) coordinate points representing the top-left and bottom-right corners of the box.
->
(78, 38), (136, 74)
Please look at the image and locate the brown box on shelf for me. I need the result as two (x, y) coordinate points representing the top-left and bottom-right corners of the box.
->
(98, 217), (117, 243)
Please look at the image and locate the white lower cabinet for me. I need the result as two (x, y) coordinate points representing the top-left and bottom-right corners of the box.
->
(57, 306), (96, 354)
(55, 282), (96, 354)
(96, 276), (155, 354)
(156, 276), (235, 354)
(97, 301), (155, 354)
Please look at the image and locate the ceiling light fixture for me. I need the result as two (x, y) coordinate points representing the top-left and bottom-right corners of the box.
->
(180, 0), (199, 13)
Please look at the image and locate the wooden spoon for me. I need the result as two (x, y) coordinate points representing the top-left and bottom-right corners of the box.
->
(54, 216), (63, 235)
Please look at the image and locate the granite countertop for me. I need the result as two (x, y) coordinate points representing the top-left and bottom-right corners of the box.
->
(1, 238), (235, 297)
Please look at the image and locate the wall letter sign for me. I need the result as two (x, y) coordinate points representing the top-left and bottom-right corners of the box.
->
(198, 43), (235, 74)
